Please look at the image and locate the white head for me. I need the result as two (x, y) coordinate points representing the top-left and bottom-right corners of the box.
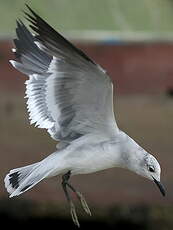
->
(145, 154), (165, 196)
(128, 151), (165, 196)
(119, 134), (166, 196)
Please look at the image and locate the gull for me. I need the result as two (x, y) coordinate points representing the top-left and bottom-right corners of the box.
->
(4, 5), (165, 227)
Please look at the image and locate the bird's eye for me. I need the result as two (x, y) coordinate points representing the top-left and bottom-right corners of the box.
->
(148, 165), (155, 172)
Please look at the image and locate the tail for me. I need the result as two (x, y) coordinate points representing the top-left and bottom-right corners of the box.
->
(4, 162), (50, 198)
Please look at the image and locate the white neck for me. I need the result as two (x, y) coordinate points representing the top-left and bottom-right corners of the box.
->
(108, 131), (148, 172)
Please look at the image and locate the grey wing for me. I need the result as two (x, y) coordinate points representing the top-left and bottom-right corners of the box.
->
(10, 7), (118, 142)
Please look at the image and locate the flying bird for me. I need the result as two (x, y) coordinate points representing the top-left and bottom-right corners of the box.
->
(4, 5), (165, 227)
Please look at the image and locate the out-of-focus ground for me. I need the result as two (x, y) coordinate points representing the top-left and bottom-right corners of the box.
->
(0, 40), (173, 229)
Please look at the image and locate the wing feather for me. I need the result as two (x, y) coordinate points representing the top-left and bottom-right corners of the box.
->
(10, 6), (118, 143)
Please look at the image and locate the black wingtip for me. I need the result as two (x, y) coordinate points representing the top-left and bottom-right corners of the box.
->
(25, 4), (39, 19)
(16, 19), (20, 26)
(23, 11), (35, 21)
(25, 4), (34, 14)
(23, 3), (95, 65)
(18, 19), (23, 25)
(16, 19), (24, 27)
(23, 5), (42, 29)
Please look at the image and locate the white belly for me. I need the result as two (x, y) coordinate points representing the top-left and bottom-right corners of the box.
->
(43, 138), (121, 177)
(65, 141), (121, 175)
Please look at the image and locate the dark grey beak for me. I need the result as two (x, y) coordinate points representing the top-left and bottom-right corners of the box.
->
(153, 177), (166, 196)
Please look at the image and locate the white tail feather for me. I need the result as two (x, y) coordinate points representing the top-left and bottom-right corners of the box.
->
(4, 162), (51, 197)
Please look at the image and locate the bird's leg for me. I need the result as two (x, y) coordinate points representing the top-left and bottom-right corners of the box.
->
(66, 181), (91, 216)
(62, 171), (91, 225)
(62, 171), (80, 227)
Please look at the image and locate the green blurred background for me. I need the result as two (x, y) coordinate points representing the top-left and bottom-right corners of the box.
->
(0, 0), (173, 229)
(1, 0), (173, 33)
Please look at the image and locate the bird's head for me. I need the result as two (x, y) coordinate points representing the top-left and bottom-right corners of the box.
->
(118, 132), (166, 197)
(132, 152), (166, 196)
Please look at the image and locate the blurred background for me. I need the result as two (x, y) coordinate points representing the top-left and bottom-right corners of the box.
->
(0, 0), (173, 229)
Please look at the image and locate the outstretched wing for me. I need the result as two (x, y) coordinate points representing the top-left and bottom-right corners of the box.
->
(10, 6), (118, 142)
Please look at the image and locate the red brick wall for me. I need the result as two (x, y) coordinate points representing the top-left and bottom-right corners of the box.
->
(1, 40), (173, 94)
